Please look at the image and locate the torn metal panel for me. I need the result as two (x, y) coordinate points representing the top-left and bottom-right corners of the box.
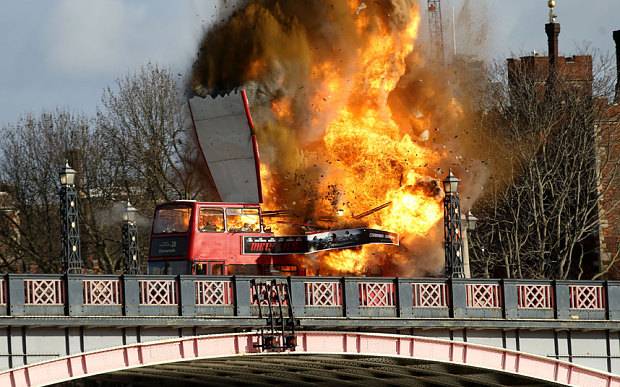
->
(188, 90), (262, 203)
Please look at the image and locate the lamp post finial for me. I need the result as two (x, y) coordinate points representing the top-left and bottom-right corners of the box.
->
(548, 0), (557, 23)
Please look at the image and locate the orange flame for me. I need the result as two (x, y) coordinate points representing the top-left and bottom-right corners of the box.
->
(261, 4), (444, 275)
(271, 97), (293, 122)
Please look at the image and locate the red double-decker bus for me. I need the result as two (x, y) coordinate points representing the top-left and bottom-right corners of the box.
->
(148, 200), (303, 276)
(146, 90), (398, 276)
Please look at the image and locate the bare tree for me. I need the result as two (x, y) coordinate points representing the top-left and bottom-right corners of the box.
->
(0, 111), (122, 272)
(470, 56), (620, 280)
(98, 63), (209, 206)
(0, 63), (217, 274)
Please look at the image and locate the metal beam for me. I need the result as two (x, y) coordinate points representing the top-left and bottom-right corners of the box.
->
(0, 316), (617, 332)
(1, 332), (614, 386)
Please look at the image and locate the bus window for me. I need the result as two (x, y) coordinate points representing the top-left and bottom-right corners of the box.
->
(194, 263), (207, 275)
(226, 208), (260, 233)
(198, 208), (225, 232)
(193, 262), (224, 275)
(226, 264), (262, 275)
(153, 206), (191, 234)
(148, 260), (188, 275)
(209, 262), (225, 275)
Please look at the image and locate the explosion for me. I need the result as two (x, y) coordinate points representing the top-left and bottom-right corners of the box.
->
(192, 0), (469, 276)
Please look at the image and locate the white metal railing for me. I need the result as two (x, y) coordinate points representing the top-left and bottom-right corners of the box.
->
(3, 276), (617, 319)
(83, 280), (121, 305)
(139, 280), (177, 305)
(569, 285), (605, 310)
(359, 282), (395, 307)
(24, 279), (64, 305)
(412, 283), (448, 308)
(466, 283), (501, 308)
(195, 280), (233, 305)
(0, 279), (5, 305)
(517, 284), (553, 309)
(305, 282), (342, 307)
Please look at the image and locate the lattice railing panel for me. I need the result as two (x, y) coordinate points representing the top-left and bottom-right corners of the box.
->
(83, 280), (121, 305)
(359, 282), (395, 307)
(305, 282), (342, 306)
(251, 283), (289, 306)
(195, 281), (233, 305)
(569, 285), (605, 310)
(517, 284), (553, 309)
(412, 283), (448, 308)
(0, 279), (5, 305)
(139, 280), (177, 305)
(466, 284), (501, 308)
(25, 279), (64, 305)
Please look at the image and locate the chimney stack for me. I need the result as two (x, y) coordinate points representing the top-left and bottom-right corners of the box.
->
(545, 23), (560, 84)
(545, 1), (560, 88)
(614, 30), (620, 103)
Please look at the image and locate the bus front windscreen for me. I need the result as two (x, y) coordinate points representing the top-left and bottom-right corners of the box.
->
(153, 206), (191, 234)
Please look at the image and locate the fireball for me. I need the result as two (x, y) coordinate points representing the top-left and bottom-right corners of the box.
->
(194, 0), (451, 276)
(264, 3), (443, 275)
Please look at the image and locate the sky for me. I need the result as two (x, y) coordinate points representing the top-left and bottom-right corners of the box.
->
(0, 0), (618, 125)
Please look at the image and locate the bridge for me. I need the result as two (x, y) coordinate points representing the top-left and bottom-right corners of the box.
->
(0, 274), (619, 386)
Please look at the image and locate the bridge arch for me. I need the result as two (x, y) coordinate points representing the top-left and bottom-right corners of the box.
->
(0, 331), (617, 386)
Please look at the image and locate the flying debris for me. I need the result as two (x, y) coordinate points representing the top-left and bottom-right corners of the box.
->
(148, 90), (399, 276)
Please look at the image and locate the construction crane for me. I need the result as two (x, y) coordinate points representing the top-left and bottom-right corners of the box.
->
(427, 0), (445, 65)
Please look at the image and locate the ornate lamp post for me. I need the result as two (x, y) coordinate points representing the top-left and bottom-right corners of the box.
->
(443, 170), (464, 278)
(461, 211), (478, 278)
(122, 201), (140, 274)
(59, 161), (82, 274)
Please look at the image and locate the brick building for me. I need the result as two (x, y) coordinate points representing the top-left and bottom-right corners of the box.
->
(0, 191), (20, 260)
(507, 55), (592, 97)
(505, 19), (620, 278)
(597, 29), (620, 276)
(597, 106), (620, 277)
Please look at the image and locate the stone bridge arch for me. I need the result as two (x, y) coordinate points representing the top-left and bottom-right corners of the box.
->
(0, 332), (617, 386)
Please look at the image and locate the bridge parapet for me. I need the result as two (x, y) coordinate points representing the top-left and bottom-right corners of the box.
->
(2, 274), (620, 321)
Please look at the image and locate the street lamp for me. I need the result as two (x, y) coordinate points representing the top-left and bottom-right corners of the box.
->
(59, 163), (76, 186)
(443, 170), (464, 278)
(122, 201), (140, 275)
(123, 201), (138, 223)
(443, 170), (460, 194)
(59, 161), (82, 274)
(466, 211), (478, 231)
(461, 211), (478, 278)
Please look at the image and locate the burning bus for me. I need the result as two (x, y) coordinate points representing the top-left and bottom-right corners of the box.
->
(149, 201), (299, 275)
(149, 200), (398, 275)
(148, 90), (399, 276)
